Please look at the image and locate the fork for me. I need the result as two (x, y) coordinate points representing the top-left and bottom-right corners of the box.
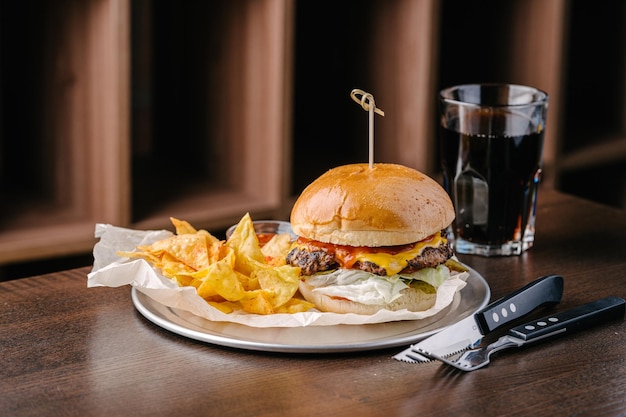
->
(422, 334), (524, 371)
(417, 296), (624, 372)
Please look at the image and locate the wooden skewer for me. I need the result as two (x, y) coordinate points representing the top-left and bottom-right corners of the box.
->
(350, 89), (384, 169)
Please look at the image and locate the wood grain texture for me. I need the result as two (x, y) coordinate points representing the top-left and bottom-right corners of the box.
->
(1, 188), (625, 417)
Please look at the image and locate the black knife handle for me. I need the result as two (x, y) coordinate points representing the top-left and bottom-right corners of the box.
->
(475, 274), (564, 334)
(507, 296), (625, 342)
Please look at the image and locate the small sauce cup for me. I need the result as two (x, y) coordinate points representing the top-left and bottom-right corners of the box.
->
(225, 220), (296, 244)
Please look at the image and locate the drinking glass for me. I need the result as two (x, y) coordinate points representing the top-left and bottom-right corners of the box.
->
(439, 83), (548, 256)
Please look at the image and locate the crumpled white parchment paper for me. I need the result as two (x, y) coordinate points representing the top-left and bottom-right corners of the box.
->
(87, 223), (469, 327)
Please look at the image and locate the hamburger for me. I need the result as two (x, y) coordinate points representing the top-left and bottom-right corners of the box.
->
(286, 163), (464, 315)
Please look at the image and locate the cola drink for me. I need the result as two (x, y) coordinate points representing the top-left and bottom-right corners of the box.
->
(441, 123), (544, 249)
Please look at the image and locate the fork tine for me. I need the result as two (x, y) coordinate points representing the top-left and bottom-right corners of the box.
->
(449, 351), (491, 371)
(425, 335), (524, 371)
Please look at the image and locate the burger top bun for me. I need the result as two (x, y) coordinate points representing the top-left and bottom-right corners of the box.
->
(290, 163), (455, 247)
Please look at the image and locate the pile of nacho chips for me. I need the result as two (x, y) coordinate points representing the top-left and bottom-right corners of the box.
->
(118, 214), (313, 315)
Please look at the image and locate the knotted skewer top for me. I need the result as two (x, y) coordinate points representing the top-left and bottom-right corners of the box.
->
(350, 89), (385, 116)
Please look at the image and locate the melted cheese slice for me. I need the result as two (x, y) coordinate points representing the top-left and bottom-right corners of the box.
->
(294, 233), (446, 276)
(354, 233), (445, 275)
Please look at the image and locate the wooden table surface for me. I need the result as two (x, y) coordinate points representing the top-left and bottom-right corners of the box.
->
(2, 188), (625, 417)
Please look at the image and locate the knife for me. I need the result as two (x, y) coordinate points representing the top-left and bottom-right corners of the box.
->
(418, 296), (626, 371)
(393, 274), (564, 363)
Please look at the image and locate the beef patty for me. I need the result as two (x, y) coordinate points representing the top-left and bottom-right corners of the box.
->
(286, 240), (454, 276)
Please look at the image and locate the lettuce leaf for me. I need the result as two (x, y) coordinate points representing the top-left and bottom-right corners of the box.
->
(303, 265), (452, 305)
(398, 264), (452, 289)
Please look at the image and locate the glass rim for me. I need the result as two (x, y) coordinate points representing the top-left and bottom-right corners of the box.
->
(440, 83), (548, 108)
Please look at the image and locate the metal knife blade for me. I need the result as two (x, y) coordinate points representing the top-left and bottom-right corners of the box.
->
(393, 274), (564, 363)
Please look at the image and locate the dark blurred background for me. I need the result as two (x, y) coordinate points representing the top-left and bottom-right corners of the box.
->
(1, 0), (624, 280)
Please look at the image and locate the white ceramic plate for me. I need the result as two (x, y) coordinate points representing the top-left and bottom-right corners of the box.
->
(132, 267), (490, 353)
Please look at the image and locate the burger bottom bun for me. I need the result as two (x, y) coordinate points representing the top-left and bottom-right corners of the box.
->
(298, 280), (437, 315)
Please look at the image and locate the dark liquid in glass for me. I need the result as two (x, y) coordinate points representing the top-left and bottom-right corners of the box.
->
(440, 112), (544, 245)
